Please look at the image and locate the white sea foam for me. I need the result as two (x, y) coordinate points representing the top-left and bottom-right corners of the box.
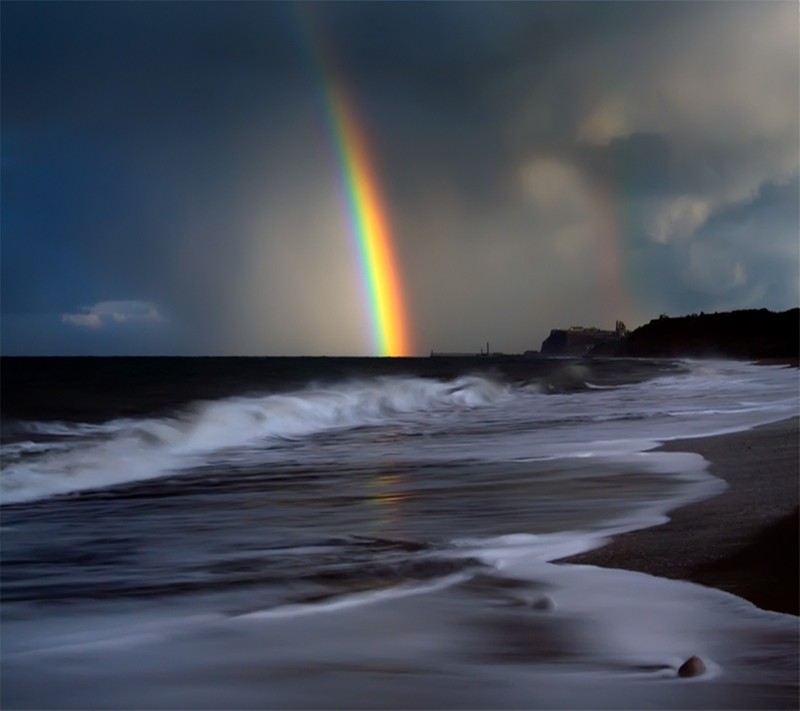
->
(1, 361), (796, 504)
(5, 535), (794, 710)
(0, 376), (512, 504)
(3, 361), (797, 711)
(449, 447), (724, 572)
(234, 572), (472, 622)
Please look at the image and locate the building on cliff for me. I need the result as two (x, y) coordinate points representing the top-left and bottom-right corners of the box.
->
(540, 321), (627, 356)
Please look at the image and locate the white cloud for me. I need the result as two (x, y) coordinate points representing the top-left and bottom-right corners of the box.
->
(62, 300), (166, 329)
(575, 4), (798, 148)
(646, 196), (713, 244)
(577, 96), (631, 147)
(61, 312), (103, 328)
(570, 2), (799, 244)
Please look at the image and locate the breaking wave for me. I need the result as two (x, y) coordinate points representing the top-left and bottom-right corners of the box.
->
(1, 376), (512, 504)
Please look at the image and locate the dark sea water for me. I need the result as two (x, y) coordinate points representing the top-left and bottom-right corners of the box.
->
(1, 356), (798, 709)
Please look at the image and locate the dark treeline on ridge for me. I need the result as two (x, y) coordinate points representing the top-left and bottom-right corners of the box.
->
(614, 308), (799, 360)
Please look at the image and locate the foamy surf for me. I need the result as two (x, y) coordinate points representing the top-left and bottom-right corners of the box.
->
(233, 571), (474, 621)
(3, 361), (797, 505)
(1, 375), (512, 504)
(2, 358), (798, 709)
(3, 538), (794, 709)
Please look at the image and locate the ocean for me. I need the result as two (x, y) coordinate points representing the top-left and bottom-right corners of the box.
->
(1, 356), (798, 709)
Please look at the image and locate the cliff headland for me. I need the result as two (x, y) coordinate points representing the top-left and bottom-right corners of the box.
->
(539, 308), (798, 361)
(541, 321), (628, 356)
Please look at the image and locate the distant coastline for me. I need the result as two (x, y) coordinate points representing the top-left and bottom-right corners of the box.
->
(535, 307), (798, 361)
(612, 307), (799, 361)
(428, 307), (799, 362)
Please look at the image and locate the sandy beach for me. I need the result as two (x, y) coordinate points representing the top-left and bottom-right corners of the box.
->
(3, 360), (799, 710)
(559, 416), (800, 616)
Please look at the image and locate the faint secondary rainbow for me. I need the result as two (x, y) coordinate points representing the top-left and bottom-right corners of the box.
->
(587, 154), (635, 328)
(296, 11), (412, 356)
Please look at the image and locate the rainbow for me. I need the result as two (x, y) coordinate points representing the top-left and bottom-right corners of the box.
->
(297, 12), (412, 357)
(323, 83), (412, 357)
(587, 154), (634, 328)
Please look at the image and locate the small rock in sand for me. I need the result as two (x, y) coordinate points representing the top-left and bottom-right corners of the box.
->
(530, 595), (555, 611)
(678, 655), (706, 678)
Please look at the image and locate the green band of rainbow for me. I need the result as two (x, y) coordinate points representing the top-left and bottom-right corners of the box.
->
(323, 84), (411, 356)
(296, 9), (412, 357)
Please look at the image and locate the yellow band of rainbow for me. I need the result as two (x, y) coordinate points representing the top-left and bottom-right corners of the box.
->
(323, 84), (412, 356)
(295, 7), (412, 357)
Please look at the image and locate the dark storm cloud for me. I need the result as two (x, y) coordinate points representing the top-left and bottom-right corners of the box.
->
(2, 1), (797, 354)
(2, 1), (310, 347)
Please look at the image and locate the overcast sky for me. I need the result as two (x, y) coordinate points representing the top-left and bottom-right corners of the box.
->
(2, 1), (798, 355)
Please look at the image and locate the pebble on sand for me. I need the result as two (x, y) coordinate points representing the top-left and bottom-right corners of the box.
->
(678, 655), (706, 678)
(530, 595), (555, 611)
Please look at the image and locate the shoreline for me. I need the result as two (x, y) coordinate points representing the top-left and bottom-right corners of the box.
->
(558, 417), (799, 615)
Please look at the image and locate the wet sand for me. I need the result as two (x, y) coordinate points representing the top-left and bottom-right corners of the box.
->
(559, 417), (799, 615)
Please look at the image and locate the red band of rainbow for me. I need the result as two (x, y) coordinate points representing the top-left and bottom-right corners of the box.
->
(296, 9), (412, 356)
(323, 83), (412, 356)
